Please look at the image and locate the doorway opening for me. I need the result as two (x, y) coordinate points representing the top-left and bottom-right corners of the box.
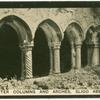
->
(0, 24), (21, 79)
(60, 34), (71, 73)
(32, 28), (50, 77)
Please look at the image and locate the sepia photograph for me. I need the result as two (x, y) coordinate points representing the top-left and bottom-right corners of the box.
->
(0, 1), (99, 98)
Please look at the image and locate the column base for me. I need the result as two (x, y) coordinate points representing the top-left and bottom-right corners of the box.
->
(71, 65), (76, 69)
(49, 71), (60, 75)
(71, 68), (81, 73)
(54, 72), (60, 74)
(49, 71), (53, 75)
(20, 76), (25, 80)
(25, 75), (33, 79)
(20, 75), (33, 80)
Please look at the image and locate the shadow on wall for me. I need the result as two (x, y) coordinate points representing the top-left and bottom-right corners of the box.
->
(81, 40), (88, 67)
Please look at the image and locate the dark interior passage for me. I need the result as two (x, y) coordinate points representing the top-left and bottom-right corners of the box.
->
(60, 34), (71, 73)
(0, 24), (21, 79)
(81, 40), (88, 67)
(32, 28), (50, 77)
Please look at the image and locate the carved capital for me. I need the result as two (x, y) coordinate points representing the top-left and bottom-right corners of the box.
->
(20, 41), (34, 52)
(87, 40), (99, 48)
(75, 43), (82, 48)
(75, 39), (82, 44)
(92, 40), (100, 47)
(51, 42), (61, 49)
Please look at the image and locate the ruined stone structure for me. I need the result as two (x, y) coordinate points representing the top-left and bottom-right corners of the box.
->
(0, 8), (100, 80)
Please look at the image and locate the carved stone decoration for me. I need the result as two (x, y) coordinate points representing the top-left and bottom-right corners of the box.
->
(20, 42), (33, 79)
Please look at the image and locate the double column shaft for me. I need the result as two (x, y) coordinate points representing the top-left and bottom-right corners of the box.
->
(71, 42), (82, 69)
(49, 42), (61, 74)
(91, 41), (99, 66)
(75, 43), (82, 69)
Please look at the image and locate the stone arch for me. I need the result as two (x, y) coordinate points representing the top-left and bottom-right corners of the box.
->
(85, 25), (95, 42)
(81, 26), (95, 67)
(33, 19), (62, 76)
(60, 22), (83, 72)
(84, 23), (95, 40)
(63, 19), (84, 37)
(95, 25), (100, 44)
(35, 18), (63, 42)
(65, 22), (83, 43)
(0, 15), (33, 79)
(0, 15), (32, 44)
(82, 25), (100, 67)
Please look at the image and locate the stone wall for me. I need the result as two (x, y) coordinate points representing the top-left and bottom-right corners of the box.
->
(0, 8), (97, 40)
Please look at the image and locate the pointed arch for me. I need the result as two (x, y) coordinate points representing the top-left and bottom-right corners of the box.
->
(85, 25), (95, 43)
(64, 22), (84, 44)
(33, 18), (62, 76)
(35, 18), (63, 44)
(0, 15), (32, 44)
(0, 15), (33, 79)
(81, 25), (95, 67)
(84, 23), (95, 40)
(60, 22), (84, 72)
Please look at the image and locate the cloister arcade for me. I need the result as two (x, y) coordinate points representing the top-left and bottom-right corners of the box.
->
(0, 8), (99, 80)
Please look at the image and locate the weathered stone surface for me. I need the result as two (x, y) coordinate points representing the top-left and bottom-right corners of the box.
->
(0, 8), (98, 40)
(0, 8), (100, 79)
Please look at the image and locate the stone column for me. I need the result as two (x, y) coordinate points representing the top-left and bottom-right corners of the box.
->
(91, 41), (99, 66)
(20, 42), (33, 79)
(75, 43), (82, 69)
(20, 49), (25, 80)
(49, 47), (54, 74)
(71, 43), (76, 68)
(52, 42), (61, 74)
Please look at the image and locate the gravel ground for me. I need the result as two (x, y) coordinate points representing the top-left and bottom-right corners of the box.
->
(0, 66), (100, 90)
